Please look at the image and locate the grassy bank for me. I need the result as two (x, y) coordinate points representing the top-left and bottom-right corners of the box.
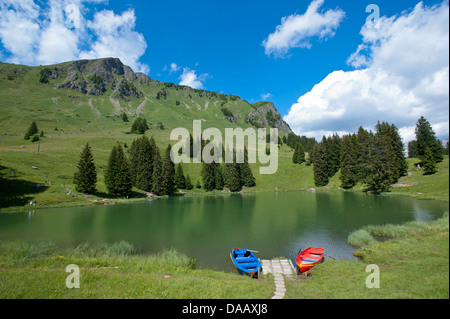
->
(0, 240), (274, 299)
(285, 213), (449, 299)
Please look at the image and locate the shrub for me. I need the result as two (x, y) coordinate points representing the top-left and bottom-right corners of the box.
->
(348, 230), (375, 247)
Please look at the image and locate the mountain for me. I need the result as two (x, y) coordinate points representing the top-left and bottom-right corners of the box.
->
(0, 58), (292, 135)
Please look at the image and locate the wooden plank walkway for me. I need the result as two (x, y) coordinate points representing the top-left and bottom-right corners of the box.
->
(260, 259), (296, 299)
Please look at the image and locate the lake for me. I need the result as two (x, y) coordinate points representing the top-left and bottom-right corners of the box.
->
(0, 191), (448, 271)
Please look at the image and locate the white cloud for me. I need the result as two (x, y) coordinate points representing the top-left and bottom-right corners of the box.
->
(169, 62), (180, 74)
(179, 67), (209, 89)
(80, 9), (149, 73)
(0, 0), (41, 65)
(0, 0), (149, 73)
(262, 0), (345, 57)
(284, 1), (449, 144)
(261, 93), (273, 100)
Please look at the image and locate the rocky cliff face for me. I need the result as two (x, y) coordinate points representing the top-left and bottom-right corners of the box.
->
(246, 102), (292, 134)
(44, 58), (154, 99)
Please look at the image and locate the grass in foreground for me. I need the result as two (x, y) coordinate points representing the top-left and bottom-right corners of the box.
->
(285, 213), (449, 299)
(0, 241), (273, 299)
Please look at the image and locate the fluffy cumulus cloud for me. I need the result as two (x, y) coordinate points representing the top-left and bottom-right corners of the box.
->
(262, 0), (345, 57)
(179, 67), (209, 89)
(284, 1), (449, 143)
(0, 0), (149, 73)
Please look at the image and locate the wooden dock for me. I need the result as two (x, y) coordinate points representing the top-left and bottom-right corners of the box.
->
(260, 259), (296, 299)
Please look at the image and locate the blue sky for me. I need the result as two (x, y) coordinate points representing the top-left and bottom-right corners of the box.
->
(0, 0), (448, 142)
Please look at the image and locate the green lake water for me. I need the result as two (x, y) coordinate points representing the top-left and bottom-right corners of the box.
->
(0, 191), (448, 271)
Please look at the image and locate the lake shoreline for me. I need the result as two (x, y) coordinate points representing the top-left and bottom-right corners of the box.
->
(1, 185), (448, 214)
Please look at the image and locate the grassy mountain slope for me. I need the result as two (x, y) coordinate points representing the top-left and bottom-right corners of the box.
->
(0, 58), (302, 210)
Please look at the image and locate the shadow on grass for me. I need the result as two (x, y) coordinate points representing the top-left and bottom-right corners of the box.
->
(0, 166), (49, 208)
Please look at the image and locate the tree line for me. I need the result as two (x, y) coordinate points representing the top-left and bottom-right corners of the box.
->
(312, 117), (446, 193)
(73, 135), (256, 197)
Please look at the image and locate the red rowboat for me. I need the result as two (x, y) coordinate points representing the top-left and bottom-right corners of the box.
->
(295, 247), (325, 274)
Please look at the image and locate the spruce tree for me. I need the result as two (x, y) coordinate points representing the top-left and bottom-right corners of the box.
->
(160, 145), (176, 195)
(423, 146), (437, 175)
(129, 136), (154, 192)
(73, 143), (97, 194)
(114, 145), (133, 198)
(293, 143), (306, 164)
(339, 135), (358, 189)
(201, 161), (216, 191)
(313, 137), (329, 187)
(356, 127), (373, 183)
(105, 145), (132, 198)
(240, 147), (256, 187)
(415, 116), (443, 163)
(25, 121), (39, 140)
(185, 174), (194, 190)
(175, 163), (186, 189)
(152, 148), (163, 195)
(366, 132), (393, 193)
(215, 163), (225, 190)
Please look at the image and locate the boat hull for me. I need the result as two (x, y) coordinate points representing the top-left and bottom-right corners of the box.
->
(230, 248), (262, 279)
(295, 247), (324, 274)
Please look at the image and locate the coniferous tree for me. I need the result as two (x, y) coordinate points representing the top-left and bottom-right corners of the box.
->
(313, 137), (329, 187)
(327, 134), (342, 178)
(366, 132), (393, 193)
(185, 174), (194, 190)
(202, 161), (216, 191)
(73, 143), (97, 194)
(175, 163), (186, 189)
(339, 134), (359, 189)
(105, 145), (132, 197)
(160, 145), (176, 195)
(215, 163), (225, 190)
(423, 146), (437, 175)
(415, 116), (443, 163)
(129, 136), (154, 192)
(356, 127), (373, 183)
(152, 148), (164, 195)
(240, 147), (256, 188)
(25, 121), (39, 140)
(408, 140), (418, 158)
(293, 143), (306, 164)
(131, 117), (149, 134)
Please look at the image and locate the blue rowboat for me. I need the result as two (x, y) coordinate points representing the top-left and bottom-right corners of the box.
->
(230, 248), (262, 279)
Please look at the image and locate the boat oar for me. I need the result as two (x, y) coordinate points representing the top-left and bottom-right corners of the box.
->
(248, 249), (259, 253)
(324, 253), (336, 260)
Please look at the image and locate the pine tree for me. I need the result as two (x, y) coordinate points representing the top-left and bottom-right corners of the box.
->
(423, 146), (437, 175)
(105, 145), (132, 197)
(415, 116), (443, 163)
(366, 132), (393, 193)
(215, 163), (225, 190)
(160, 145), (176, 195)
(129, 136), (154, 192)
(240, 147), (256, 187)
(293, 143), (305, 164)
(224, 150), (241, 192)
(25, 121), (39, 140)
(152, 148), (164, 195)
(185, 175), (194, 190)
(339, 134), (359, 189)
(313, 137), (329, 187)
(201, 161), (216, 191)
(131, 117), (149, 134)
(73, 143), (97, 194)
(356, 127), (373, 183)
(175, 163), (186, 189)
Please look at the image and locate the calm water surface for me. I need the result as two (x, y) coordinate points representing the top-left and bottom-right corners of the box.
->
(0, 191), (448, 271)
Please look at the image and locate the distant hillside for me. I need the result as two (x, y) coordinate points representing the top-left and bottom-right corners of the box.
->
(0, 58), (292, 135)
